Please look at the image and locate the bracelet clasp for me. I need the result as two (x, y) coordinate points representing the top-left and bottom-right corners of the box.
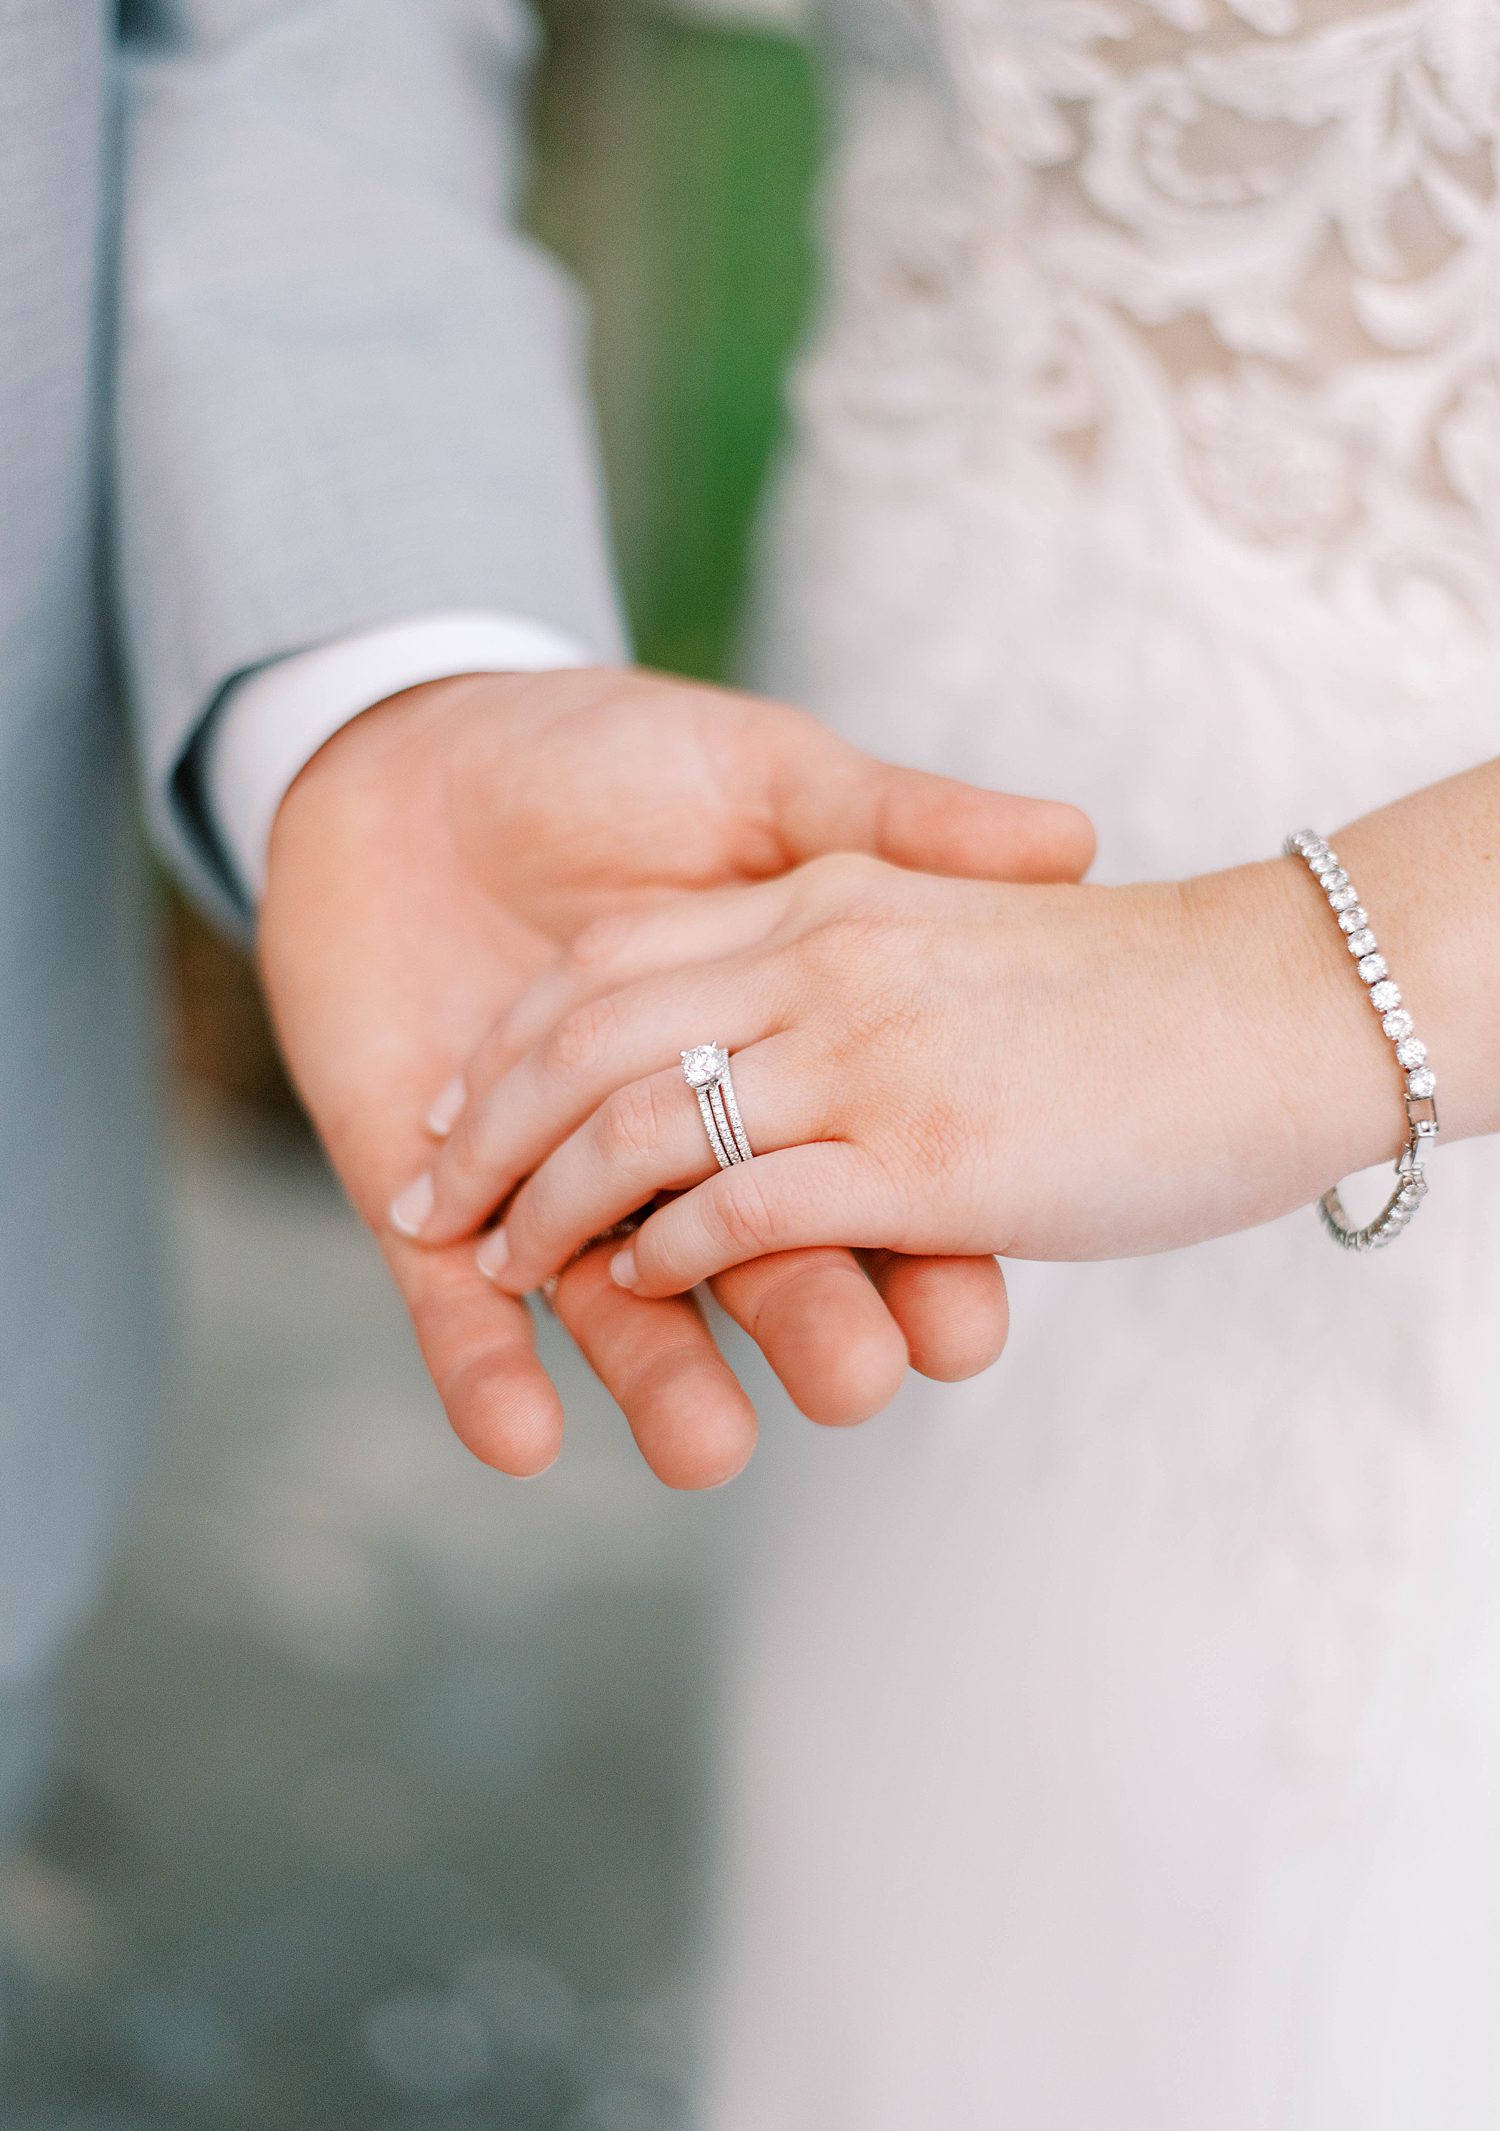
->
(1403, 1093), (1440, 1170)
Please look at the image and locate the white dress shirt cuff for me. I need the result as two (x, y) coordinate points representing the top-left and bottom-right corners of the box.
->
(203, 611), (597, 905)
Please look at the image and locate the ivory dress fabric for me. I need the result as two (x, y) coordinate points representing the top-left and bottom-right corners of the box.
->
(712, 5), (1500, 2124)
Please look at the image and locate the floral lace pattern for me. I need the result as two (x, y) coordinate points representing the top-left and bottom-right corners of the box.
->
(720, 17), (1500, 2117)
(808, 0), (1500, 632)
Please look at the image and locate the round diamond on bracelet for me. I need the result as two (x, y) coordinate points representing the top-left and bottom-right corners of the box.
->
(1284, 830), (1438, 1252)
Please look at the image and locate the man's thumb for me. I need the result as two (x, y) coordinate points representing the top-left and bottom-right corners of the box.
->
(782, 744), (1095, 884)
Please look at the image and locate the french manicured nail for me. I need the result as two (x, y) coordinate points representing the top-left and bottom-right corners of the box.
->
(610, 1246), (638, 1290)
(476, 1227), (511, 1283)
(388, 1172), (434, 1238)
(426, 1074), (466, 1138)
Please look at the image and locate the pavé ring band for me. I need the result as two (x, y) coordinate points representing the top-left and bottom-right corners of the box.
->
(681, 1043), (755, 1170)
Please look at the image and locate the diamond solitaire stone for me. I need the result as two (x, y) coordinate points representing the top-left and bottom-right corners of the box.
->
(1337, 905), (1367, 932)
(1407, 1067), (1437, 1099)
(1382, 1009), (1414, 1041)
(1358, 953), (1388, 984)
(1369, 980), (1401, 1011)
(1328, 885), (1359, 912)
(1346, 927), (1378, 957)
(1396, 1036), (1427, 1069)
(681, 1043), (728, 1089)
(1309, 848), (1339, 875)
(1322, 869), (1351, 894)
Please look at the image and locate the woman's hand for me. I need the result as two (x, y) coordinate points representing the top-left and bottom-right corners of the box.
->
(394, 845), (1409, 1301)
(266, 664), (1093, 1488)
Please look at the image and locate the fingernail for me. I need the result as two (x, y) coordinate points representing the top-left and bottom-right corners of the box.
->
(389, 1172), (435, 1237)
(476, 1227), (511, 1283)
(610, 1246), (637, 1290)
(427, 1074), (466, 1138)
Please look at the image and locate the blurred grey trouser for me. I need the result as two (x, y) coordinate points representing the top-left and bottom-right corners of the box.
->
(3, 0), (625, 1882)
(1, 0), (154, 1867)
(0, 1682), (59, 1849)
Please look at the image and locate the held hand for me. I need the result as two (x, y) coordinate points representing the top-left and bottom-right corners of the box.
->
(404, 847), (1404, 1297)
(260, 666), (1094, 1487)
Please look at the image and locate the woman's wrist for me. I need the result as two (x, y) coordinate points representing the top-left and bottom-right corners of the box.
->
(1177, 854), (1407, 1216)
(1177, 765), (1499, 1240)
(1330, 779), (1500, 1146)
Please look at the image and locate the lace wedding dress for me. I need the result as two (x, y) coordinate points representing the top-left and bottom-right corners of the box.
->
(711, 5), (1500, 2125)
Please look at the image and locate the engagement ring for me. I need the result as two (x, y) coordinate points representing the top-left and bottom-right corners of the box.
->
(682, 1043), (754, 1170)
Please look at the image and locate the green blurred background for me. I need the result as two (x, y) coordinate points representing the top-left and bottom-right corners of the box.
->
(531, 0), (821, 681)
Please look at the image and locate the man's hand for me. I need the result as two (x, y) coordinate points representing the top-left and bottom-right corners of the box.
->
(258, 666), (1094, 1488)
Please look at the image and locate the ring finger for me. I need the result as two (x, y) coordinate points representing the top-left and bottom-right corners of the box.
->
(405, 955), (794, 1245)
(477, 1033), (832, 1298)
(438, 875), (804, 1126)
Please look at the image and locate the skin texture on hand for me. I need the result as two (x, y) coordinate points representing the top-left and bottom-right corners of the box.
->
(258, 664), (1095, 1488)
(409, 756), (1500, 1299)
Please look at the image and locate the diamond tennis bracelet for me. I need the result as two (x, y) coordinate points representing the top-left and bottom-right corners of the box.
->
(1284, 830), (1438, 1250)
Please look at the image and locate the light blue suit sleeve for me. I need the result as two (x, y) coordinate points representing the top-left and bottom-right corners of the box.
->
(113, 0), (629, 921)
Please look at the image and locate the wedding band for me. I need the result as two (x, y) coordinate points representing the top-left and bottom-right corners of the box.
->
(681, 1043), (755, 1169)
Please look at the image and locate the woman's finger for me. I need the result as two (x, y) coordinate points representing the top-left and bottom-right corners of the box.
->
(860, 1251), (1010, 1381)
(612, 1142), (897, 1298)
(549, 1243), (759, 1490)
(477, 1034), (833, 1298)
(709, 1248), (909, 1426)
(428, 878), (806, 1141)
(396, 954), (793, 1247)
